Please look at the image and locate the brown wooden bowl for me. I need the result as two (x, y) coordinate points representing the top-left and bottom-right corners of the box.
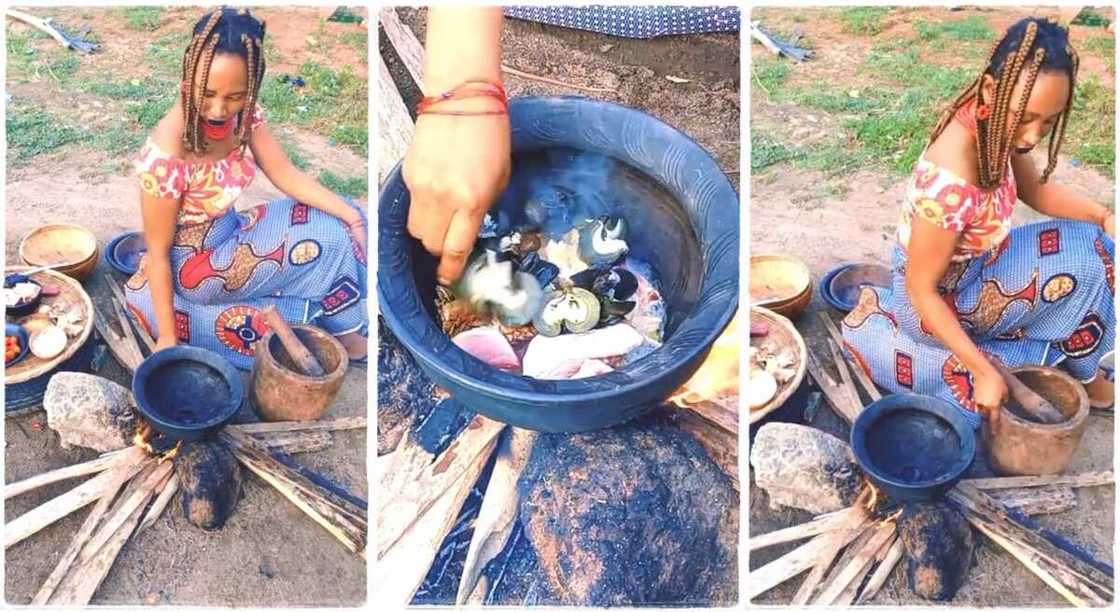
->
(749, 306), (808, 425)
(751, 253), (812, 319)
(19, 224), (99, 281)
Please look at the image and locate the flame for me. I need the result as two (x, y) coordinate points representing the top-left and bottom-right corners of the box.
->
(669, 315), (740, 407)
(864, 478), (881, 513)
(133, 421), (181, 461)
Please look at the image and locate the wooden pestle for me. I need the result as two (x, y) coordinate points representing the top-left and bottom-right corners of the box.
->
(260, 306), (326, 377)
(992, 361), (1065, 424)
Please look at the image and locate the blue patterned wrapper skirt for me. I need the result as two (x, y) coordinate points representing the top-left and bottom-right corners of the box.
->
(503, 5), (740, 38)
(842, 220), (1115, 428)
(124, 197), (368, 369)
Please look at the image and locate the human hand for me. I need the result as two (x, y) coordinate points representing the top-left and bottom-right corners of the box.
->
(154, 335), (177, 352)
(1103, 212), (1114, 239)
(974, 366), (1008, 428)
(403, 106), (511, 284)
(344, 218), (368, 264)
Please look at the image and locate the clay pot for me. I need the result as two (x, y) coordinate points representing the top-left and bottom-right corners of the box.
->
(985, 366), (1089, 476)
(249, 325), (348, 421)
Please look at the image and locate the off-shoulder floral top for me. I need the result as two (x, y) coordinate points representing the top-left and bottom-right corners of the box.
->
(896, 99), (1017, 262)
(132, 105), (266, 227)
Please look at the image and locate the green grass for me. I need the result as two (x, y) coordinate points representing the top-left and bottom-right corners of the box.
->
(840, 7), (891, 36)
(7, 106), (90, 162)
(122, 6), (165, 31)
(1083, 36), (1115, 73)
(1068, 76), (1115, 176)
(753, 56), (790, 94)
(318, 170), (367, 198)
(277, 132), (312, 171)
(144, 31), (189, 75)
(914, 16), (994, 42)
(340, 30), (368, 62)
(1072, 9), (1111, 28)
(259, 61), (368, 156)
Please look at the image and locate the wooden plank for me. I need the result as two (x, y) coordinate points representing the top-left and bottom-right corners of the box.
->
(378, 54), (415, 185)
(813, 520), (896, 605)
(135, 473), (179, 536)
(80, 462), (172, 561)
(963, 471), (1114, 491)
(228, 417), (366, 435)
(379, 7), (425, 88)
(856, 535), (904, 604)
(991, 486), (1077, 516)
(749, 507), (855, 551)
(5, 447), (145, 500)
(103, 274), (155, 352)
(378, 416), (507, 556)
(806, 349), (859, 424)
(825, 336), (861, 413)
(791, 508), (870, 605)
(377, 429), (500, 606)
(819, 312), (882, 402)
(748, 514), (869, 600)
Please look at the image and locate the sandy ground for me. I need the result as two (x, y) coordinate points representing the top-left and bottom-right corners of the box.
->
(4, 7), (368, 606)
(749, 7), (1115, 607)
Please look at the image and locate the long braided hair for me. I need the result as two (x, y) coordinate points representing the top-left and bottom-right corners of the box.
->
(181, 7), (267, 155)
(927, 17), (1078, 189)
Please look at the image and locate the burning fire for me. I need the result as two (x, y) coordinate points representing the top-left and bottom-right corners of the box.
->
(669, 315), (740, 408)
(133, 421), (181, 462)
(864, 478), (881, 513)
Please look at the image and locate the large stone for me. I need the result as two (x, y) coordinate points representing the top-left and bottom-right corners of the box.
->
(43, 372), (139, 452)
(749, 422), (861, 514)
(518, 417), (737, 606)
(898, 501), (974, 601)
(175, 440), (242, 530)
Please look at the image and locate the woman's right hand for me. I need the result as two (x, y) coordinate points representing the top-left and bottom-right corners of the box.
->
(973, 366), (1009, 427)
(402, 106), (511, 285)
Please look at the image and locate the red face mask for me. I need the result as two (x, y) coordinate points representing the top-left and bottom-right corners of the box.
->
(201, 114), (237, 141)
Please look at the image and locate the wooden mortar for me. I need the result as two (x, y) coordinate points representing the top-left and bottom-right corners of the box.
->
(249, 325), (348, 422)
(984, 365), (1089, 476)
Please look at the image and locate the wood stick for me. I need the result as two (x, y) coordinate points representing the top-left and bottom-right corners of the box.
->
(378, 7), (424, 87)
(5, 456), (148, 549)
(819, 312), (882, 402)
(260, 305), (324, 376)
(253, 431), (333, 454)
(221, 430), (368, 557)
(825, 336), (862, 414)
(814, 519), (897, 605)
(792, 512), (867, 604)
(136, 473), (179, 536)
(30, 460), (139, 605)
(963, 471), (1114, 490)
(748, 514), (870, 600)
(992, 361), (1065, 424)
(991, 486), (1077, 516)
(5, 9), (78, 52)
(806, 349), (859, 424)
(104, 274), (155, 352)
(969, 518), (1091, 606)
(110, 295), (143, 360)
(857, 536), (905, 604)
(378, 55), (414, 184)
(749, 507), (856, 551)
(456, 428), (537, 604)
(228, 416), (366, 435)
(501, 64), (618, 93)
(377, 430), (501, 606)
(92, 307), (141, 372)
(79, 461), (170, 563)
(378, 416), (507, 557)
(5, 446), (145, 500)
(836, 533), (890, 605)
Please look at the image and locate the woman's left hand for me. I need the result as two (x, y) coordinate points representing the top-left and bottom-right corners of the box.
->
(346, 220), (368, 263)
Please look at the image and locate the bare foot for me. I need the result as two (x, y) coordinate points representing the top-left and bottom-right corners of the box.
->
(1084, 372), (1114, 409)
(338, 331), (367, 360)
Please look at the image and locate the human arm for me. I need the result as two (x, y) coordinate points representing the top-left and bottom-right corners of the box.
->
(139, 189), (182, 351)
(249, 122), (366, 256)
(403, 5), (510, 284)
(905, 218), (1008, 422)
(1012, 154), (1113, 237)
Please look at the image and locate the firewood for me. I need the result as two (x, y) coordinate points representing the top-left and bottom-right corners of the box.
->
(792, 513), (866, 604)
(30, 459), (142, 605)
(252, 430), (333, 454)
(836, 533), (891, 605)
(990, 486), (1077, 516)
(260, 305), (325, 376)
(456, 428), (537, 604)
(806, 349), (860, 424)
(377, 429), (501, 606)
(826, 336), (862, 413)
(819, 312), (882, 402)
(136, 473), (179, 535)
(857, 536), (905, 604)
(749, 513), (871, 600)
(963, 471), (1114, 490)
(5, 455), (149, 549)
(378, 7), (424, 86)
(80, 461), (170, 563)
(5, 446), (145, 500)
(92, 307), (142, 372)
(228, 416), (366, 435)
(378, 416), (507, 556)
(104, 275), (155, 351)
(813, 519), (896, 605)
(221, 430), (368, 557)
(749, 506), (857, 551)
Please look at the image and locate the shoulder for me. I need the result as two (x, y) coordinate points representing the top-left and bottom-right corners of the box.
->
(148, 103), (186, 159)
(923, 120), (980, 187)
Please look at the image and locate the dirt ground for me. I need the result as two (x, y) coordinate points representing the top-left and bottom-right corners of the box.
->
(4, 6), (367, 606)
(750, 6), (1115, 607)
(380, 7), (740, 605)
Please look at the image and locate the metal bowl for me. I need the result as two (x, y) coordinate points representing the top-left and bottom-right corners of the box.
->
(851, 392), (976, 502)
(19, 223), (99, 281)
(105, 231), (147, 275)
(5, 323), (31, 367)
(132, 346), (244, 441)
(378, 97), (738, 432)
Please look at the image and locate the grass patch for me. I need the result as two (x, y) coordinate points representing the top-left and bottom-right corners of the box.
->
(1083, 36), (1115, 73)
(1067, 75), (1115, 177)
(840, 7), (891, 36)
(122, 6), (165, 31)
(7, 105), (89, 163)
(914, 16), (993, 42)
(318, 170), (367, 198)
(1072, 9), (1111, 28)
(753, 56), (790, 94)
(751, 130), (804, 171)
(340, 30), (368, 62)
(144, 31), (189, 76)
(277, 133), (311, 171)
(259, 61), (367, 155)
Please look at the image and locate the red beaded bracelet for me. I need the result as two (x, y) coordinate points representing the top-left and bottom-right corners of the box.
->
(417, 79), (508, 116)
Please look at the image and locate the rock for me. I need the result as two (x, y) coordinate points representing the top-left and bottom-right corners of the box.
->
(518, 417), (737, 606)
(175, 440), (242, 530)
(898, 501), (974, 601)
(749, 422), (861, 514)
(43, 372), (139, 452)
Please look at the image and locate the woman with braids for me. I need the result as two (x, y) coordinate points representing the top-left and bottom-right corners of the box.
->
(124, 7), (368, 369)
(842, 17), (1115, 428)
